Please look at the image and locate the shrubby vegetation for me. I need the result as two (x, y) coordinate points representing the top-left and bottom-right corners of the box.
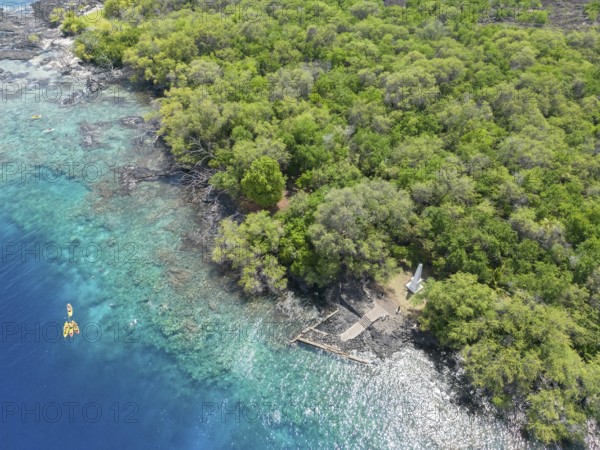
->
(71, 0), (600, 444)
(586, 0), (600, 21)
(421, 274), (600, 443)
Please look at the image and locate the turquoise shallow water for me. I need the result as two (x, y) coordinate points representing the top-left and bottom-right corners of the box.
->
(0, 54), (539, 449)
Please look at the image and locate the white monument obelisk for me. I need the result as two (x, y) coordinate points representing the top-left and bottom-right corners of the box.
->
(406, 263), (424, 294)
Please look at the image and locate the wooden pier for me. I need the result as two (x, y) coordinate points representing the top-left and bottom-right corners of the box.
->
(289, 309), (371, 364)
(293, 336), (370, 364)
(290, 308), (339, 342)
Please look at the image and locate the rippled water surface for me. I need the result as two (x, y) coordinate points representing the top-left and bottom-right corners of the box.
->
(0, 54), (539, 449)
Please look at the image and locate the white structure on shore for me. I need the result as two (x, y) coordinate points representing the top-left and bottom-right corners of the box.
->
(405, 263), (424, 294)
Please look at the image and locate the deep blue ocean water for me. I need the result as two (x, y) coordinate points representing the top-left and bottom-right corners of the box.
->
(0, 53), (539, 449)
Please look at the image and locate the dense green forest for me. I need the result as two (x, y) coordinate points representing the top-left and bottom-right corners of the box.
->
(63, 0), (600, 444)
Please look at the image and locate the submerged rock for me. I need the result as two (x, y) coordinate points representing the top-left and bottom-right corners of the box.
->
(79, 121), (103, 148)
(120, 116), (145, 128)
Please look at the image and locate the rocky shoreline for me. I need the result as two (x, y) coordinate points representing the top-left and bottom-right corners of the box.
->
(0, 0), (100, 60)
(1, 0), (132, 96)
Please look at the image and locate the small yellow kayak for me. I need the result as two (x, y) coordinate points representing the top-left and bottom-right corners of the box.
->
(63, 321), (69, 338)
(72, 321), (80, 335)
(67, 303), (73, 318)
(31, 115), (42, 119)
(68, 321), (74, 338)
